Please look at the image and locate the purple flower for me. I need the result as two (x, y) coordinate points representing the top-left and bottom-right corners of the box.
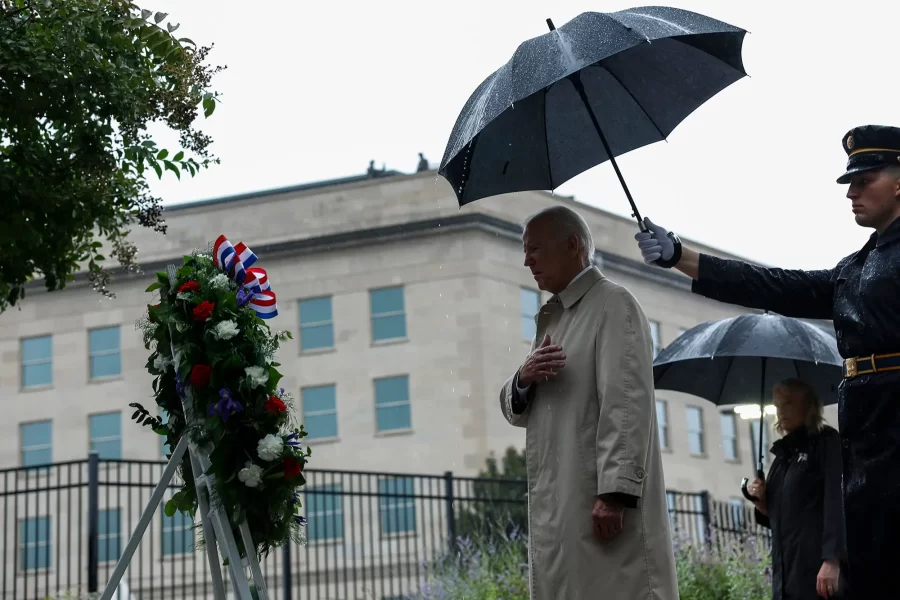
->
(236, 288), (252, 308)
(208, 388), (244, 422)
(294, 515), (307, 525)
(285, 432), (302, 448)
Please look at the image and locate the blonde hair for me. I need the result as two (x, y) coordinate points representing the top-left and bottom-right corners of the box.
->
(773, 378), (825, 435)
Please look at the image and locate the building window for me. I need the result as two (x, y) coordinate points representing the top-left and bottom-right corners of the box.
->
(89, 326), (121, 379)
(519, 288), (540, 341)
(99, 509), (121, 562)
(686, 406), (705, 455)
(21, 335), (52, 388)
(90, 412), (122, 459)
(750, 420), (771, 468)
(302, 385), (338, 440)
(656, 400), (669, 449)
(21, 421), (52, 468)
(19, 516), (51, 570)
(370, 287), (407, 342)
(161, 510), (194, 556)
(720, 412), (738, 461)
(299, 297), (334, 351)
(379, 477), (416, 535)
(728, 497), (746, 528)
(374, 375), (412, 433)
(649, 320), (661, 356)
(306, 484), (344, 542)
(692, 495), (708, 542)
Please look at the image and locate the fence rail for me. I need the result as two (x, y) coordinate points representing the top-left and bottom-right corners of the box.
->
(0, 455), (770, 600)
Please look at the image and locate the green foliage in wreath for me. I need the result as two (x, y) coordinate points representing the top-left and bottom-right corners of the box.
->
(135, 251), (310, 558)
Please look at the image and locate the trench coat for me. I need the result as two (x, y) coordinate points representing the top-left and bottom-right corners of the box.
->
(499, 266), (678, 600)
(754, 425), (847, 600)
(691, 215), (900, 598)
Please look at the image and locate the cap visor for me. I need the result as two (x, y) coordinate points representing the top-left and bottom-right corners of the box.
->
(837, 165), (881, 184)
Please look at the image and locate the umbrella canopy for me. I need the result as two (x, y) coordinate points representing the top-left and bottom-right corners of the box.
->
(653, 313), (843, 408)
(439, 6), (748, 225)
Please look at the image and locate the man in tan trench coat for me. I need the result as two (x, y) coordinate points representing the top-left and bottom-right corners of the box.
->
(500, 206), (678, 600)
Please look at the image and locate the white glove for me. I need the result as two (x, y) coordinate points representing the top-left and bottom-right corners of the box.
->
(634, 218), (675, 265)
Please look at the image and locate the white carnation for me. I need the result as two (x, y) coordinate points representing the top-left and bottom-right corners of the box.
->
(153, 353), (171, 373)
(209, 274), (230, 291)
(238, 462), (263, 488)
(245, 365), (269, 388)
(213, 320), (239, 340)
(257, 434), (284, 462)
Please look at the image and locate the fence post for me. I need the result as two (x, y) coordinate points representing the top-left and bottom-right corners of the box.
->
(87, 452), (100, 593)
(282, 542), (292, 600)
(699, 490), (712, 549)
(443, 471), (456, 551)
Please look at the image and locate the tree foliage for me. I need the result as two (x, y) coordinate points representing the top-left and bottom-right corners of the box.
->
(0, 0), (225, 311)
(457, 446), (528, 541)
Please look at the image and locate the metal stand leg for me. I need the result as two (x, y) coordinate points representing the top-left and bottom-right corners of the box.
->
(98, 436), (190, 600)
(188, 451), (228, 600)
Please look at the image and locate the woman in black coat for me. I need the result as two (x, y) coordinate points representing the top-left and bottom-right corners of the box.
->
(746, 378), (847, 599)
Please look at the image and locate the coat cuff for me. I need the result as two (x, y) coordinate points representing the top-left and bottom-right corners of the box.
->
(754, 508), (770, 529)
(597, 493), (639, 509)
(597, 464), (647, 498)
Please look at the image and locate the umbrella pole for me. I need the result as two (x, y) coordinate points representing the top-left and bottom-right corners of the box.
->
(757, 356), (767, 478)
(567, 72), (648, 232)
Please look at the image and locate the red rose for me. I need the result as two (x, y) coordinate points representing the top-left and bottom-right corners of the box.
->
(283, 457), (302, 479)
(190, 364), (212, 388)
(193, 301), (215, 322)
(178, 281), (200, 294)
(265, 396), (287, 414)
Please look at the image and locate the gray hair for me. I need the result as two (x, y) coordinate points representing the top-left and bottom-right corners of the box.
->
(522, 206), (596, 265)
(773, 378), (825, 434)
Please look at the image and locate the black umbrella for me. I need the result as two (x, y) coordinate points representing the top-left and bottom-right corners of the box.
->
(439, 6), (748, 231)
(652, 313), (842, 500)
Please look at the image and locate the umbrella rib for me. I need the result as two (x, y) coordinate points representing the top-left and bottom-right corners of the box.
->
(597, 62), (667, 141)
(714, 353), (737, 408)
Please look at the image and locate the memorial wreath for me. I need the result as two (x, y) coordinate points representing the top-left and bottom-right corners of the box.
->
(134, 235), (310, 558)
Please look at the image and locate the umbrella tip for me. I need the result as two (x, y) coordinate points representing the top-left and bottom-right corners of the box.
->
(546, 18), (555, 31)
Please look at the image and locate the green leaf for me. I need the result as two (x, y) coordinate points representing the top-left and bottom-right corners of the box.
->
(203, 97), (216, 118)
(164, 160), (181, 180)
(146, 281), (163, 293)
(141, 9), (152, 20)
(156, 149), (169, 160)
(156, 272), (170, 285)
(152, 162), (163, 179)
(154, 12), (168, 24)
(173, 151), (185, 162)
(164, 500), (177, 517)
(167, 23), (180, 33)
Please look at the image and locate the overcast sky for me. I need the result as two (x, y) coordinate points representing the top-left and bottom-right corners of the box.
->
(145, 0), (899, 269)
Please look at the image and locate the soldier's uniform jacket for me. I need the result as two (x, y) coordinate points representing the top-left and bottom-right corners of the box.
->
(688, 124), (900, 598)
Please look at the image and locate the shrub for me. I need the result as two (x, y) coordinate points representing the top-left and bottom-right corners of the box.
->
(413, 529), (771, 600)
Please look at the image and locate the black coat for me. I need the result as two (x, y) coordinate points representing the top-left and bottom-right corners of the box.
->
(691, 215), (900, 598)
(755, 426), (846, 600)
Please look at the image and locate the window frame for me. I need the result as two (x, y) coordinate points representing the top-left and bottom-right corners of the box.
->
(369, 286), (407, 343)
(21, 335), (53, 389)
(373, 375), (412, 434)
(298, 296), (335, 352)
(302, 384), (339, 440)
(88, 325), (122, 380)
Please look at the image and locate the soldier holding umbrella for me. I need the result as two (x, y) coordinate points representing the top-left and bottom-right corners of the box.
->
(635, 125), (900, 598)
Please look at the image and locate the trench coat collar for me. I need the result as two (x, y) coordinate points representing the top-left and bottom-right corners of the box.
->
(770, 425), (810, 456)
(874, 214), (900, 248)
(555, 265), (603, 309)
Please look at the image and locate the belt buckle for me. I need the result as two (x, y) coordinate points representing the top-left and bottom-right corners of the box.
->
(845, 357), (858, 378)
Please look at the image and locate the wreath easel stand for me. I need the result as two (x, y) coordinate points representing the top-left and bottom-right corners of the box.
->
(98, 265), (271, 600)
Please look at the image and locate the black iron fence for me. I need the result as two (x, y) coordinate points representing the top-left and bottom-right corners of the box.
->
(1, 455), (770, 600)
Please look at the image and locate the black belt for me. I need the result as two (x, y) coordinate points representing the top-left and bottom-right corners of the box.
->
(843, 353), (900, 378)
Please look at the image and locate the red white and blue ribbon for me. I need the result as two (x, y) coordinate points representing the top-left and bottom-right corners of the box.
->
(213, 235), (278, 319)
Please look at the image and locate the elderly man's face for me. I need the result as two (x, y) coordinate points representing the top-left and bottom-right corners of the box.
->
(522, 217), (581, 294)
